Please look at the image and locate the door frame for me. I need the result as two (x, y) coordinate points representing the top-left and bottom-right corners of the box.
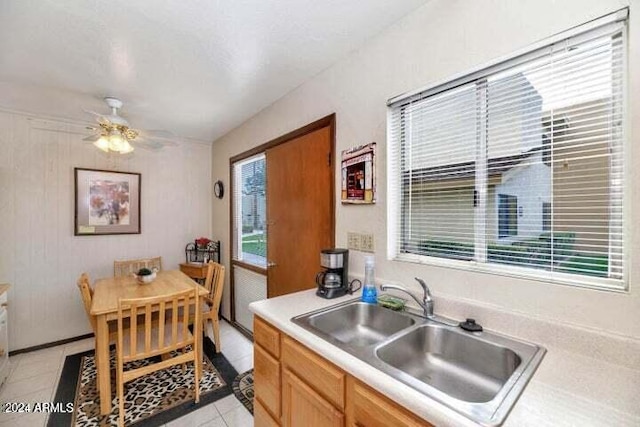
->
(228, 113), (336, 333)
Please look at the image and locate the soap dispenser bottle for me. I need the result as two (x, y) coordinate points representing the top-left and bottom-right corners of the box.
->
(361, 256), (377, 303)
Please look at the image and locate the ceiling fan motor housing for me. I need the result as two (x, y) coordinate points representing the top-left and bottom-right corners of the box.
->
(104, 97), (123, 109)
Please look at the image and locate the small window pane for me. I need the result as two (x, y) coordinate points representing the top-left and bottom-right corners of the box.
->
(233, 155), (267, 267)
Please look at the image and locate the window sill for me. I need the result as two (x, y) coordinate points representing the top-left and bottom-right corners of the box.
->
(393, 252), (627, 293)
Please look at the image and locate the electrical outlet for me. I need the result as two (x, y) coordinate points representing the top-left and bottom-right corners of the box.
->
(347, 232), (361, 250)
(360, 233), (374, 253)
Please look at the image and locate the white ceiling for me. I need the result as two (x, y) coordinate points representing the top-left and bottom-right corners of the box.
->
(0, 0), (428, 142)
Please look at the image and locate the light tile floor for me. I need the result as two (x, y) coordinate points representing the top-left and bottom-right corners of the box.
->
(0, 320), (254, 427)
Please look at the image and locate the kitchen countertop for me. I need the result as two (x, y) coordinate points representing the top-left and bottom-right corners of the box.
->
(249, 289), (640, 426)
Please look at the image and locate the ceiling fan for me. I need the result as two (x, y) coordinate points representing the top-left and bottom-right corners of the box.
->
(83, 97), (178, 154)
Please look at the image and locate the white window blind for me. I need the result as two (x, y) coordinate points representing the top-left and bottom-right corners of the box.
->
(388, 10), (626, 289)
(232, 153), (267, 268)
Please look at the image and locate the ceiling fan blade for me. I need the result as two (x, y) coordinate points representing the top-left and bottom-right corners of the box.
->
(133, 140), (165, 151)
(139, 129), (176, 139)
(83, 134), (102, 142)
(83, 109), (110, 125)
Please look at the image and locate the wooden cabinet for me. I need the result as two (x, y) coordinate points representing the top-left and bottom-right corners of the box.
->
(255, 344), (281, 421)
(282, 369), (344, 427)
(253, 315), (433, 427)
(179, 262), (210, 281)
(255, 398), (280, 427)
(346, 377), (432, 427)
(254, 317), (282, 425)
(282, 336), (345, 410)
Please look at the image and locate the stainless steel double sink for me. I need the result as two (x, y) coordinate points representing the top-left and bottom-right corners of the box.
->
(292, 300), (546, 426)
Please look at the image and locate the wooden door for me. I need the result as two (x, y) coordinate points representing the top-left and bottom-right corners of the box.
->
(266, 126), (333, 297)
(282, 369), (344, 427)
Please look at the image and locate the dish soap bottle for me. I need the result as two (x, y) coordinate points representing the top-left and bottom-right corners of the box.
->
(361, 256), (377, 303)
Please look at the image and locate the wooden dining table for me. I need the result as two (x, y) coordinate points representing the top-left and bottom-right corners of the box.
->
(90, 269), (208, 415)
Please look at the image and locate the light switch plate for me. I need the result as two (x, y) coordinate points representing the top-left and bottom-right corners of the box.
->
(360, 233), (374, 252)
(347, 232), (361, 251)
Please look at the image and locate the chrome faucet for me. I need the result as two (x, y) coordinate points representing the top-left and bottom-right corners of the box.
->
(380, 277), (434, 318)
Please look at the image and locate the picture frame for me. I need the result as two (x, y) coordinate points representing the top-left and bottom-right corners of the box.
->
(341, 142), (376, 204)
(74, 168), (141, 235)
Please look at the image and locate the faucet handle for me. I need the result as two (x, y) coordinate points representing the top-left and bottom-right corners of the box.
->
(414, 277), (431, 297)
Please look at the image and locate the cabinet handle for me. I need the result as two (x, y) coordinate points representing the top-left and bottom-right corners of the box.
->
(1, 303), (7, 308)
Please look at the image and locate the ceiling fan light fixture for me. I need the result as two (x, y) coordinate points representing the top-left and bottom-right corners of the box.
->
(108, 131), (125, 152)
(93, 136), (110, 152)
(119, 139), (135, 154)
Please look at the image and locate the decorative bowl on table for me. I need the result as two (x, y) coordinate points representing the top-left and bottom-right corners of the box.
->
(134, 268), (157, 285)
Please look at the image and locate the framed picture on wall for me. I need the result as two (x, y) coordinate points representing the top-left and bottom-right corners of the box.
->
(341, 142), (376, 204)
(74, 168), (141, 235)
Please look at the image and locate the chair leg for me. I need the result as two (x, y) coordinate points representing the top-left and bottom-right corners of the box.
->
(194, 355), (201, 403)
(212, 317), (221, 353)
(94, 341), (101, 391)
(117, 370), (125, 427)
(195, 322), (201, 404)
(200, 317), (206, 372)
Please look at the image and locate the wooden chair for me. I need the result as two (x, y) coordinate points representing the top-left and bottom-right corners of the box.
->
(202, 261), (225, 353)
(113, 256), (162, 277)
(77, 273), (97, 332)
(77, 273), (121, 392)
(115, 286), (201, 427)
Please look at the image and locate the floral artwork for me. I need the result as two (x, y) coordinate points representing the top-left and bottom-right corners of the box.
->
(89, 180), (130, 225)
(75, 168), (141, 235)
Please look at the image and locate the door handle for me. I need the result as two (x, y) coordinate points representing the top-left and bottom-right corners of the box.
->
(267, 261), (277, 268)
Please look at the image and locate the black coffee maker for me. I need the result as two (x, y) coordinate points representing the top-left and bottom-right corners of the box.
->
(316, 248), (349, 299)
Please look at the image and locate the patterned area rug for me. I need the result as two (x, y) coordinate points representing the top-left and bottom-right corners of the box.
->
(48, 338), (238, 427)
(232, 369), (254, 415)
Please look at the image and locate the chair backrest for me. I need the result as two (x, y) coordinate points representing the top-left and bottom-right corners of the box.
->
(113, 256), (162, 277)
(77, 273), (97, 333)
(117, 285), (199, 362)
(204, 261), (225, 314)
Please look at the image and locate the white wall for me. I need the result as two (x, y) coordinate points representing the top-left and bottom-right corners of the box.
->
(0, 109), (212, 350)
(212, 0), (640, 339)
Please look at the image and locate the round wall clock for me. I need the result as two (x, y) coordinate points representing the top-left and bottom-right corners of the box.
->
(214, 180), (224, 199)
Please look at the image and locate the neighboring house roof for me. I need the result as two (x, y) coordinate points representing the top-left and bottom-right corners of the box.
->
(403, 114), (568, 184)
(403, 145), (545, 183)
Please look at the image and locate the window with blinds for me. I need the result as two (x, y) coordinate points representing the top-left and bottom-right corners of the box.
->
(388, 10), (626, 289)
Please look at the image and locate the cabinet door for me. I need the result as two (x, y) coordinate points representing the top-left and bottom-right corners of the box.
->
(282, 369), (344, 427)
(255, 398), (280, 427)
(282, 336), (345, 409)
(347, 377), (433, 427)
(255, 344), (281, 421)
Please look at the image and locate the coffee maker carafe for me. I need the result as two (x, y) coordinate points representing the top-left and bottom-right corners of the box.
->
(316, 248), (349, 299)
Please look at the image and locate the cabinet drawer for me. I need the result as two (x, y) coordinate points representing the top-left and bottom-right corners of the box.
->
(255, 398), (280, 427)
(255, 317), (281, 358)
(348, 378), (433, 427)
(179, 263), (208, 280)
(281, 336), (345, 410)
(254, 344), (281, 419)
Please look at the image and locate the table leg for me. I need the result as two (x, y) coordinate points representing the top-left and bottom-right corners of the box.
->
(96, 314), (112, 415)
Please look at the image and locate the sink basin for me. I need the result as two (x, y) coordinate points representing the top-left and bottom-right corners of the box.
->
(376, 324), (521, 403)
(304, 301), (415, 347)
(292, 299), (546, 426)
